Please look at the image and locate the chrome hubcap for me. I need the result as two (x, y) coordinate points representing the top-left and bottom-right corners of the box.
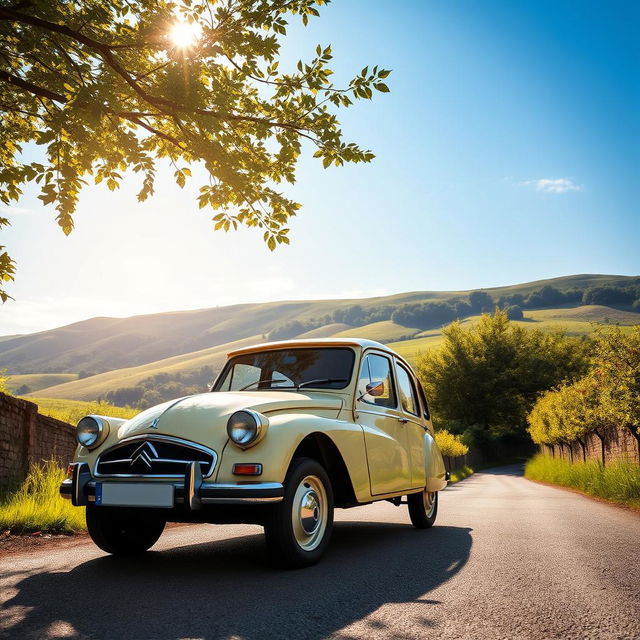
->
(424, 491), (436, 518)
(292, 475), (327, 551)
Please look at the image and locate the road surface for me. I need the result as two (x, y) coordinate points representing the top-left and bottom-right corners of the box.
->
(1, 466), (638, 639)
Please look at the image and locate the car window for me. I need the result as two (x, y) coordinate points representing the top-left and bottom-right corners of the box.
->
(358, 354), (396, 409)
(416, 379), (431, 420)
(214, 348), (354, 391)
(395, 363), (419, 416)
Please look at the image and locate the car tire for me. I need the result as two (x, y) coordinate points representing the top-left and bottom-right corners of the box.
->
(407, 489), (438, 529)
(86, 506), (166, 555)
(264, 457), (334, 568)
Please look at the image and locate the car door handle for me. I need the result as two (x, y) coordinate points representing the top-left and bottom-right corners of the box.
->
(397, 417), (409, 423)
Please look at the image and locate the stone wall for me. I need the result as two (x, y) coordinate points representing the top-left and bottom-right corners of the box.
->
(0, 392), (76, 491)
(541, 427), (640, 465)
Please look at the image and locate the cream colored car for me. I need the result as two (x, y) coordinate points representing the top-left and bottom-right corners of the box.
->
(61, 338), (447, 567)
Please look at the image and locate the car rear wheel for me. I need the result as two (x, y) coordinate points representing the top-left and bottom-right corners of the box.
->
(86, 506), (166, 555)
(264, 457), (334, 568)
(407, 489), (438, 529)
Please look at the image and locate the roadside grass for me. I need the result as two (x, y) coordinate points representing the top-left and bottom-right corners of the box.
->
(525, 453), (640, 509)
(449, 466), (474, 483)
(0, 460), (85, 534)
(29, 397), (138, 425)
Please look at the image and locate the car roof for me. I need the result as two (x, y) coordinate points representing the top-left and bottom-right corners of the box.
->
(227, 337), (394, 358)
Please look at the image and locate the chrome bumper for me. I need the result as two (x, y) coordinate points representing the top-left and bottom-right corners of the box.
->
(60, 462), (284, 508)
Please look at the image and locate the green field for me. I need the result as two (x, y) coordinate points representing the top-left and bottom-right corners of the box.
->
(26, 335), (261, 402)
(333, 320), (419, 342)
(295, 322), (351, 338)
(29, 302), (639, 401)
(2, 274), (636, 376)
(29, 397), (139, 424)
(3, 274), (635, 402)
(6, 373), (78, 394)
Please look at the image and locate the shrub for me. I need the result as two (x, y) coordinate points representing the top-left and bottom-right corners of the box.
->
(449, 466), (474, 483)
(0, 460), (86, 534)
(435, 429), (469, 457)
(505, 305), (524, 320)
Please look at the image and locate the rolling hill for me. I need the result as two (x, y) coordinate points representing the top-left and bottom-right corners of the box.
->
(2, 273), (637, 376)
(1, 274), (638, 403)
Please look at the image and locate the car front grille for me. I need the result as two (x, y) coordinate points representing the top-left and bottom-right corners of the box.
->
(95, 436), (216, 478)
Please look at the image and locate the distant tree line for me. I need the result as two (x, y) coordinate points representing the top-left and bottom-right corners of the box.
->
(104, 366), (216, 410)
(99, 282), (640, 411)
(268, 282), (640, 338)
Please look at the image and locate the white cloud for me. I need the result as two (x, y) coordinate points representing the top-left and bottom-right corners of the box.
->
(520, 178), (583, 193)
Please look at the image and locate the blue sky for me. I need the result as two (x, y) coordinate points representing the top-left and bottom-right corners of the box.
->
(1, 0), (638, 335)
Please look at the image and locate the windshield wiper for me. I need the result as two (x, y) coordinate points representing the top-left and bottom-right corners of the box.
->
(297, 378), (348, 390)
(239, 378), (294, 391)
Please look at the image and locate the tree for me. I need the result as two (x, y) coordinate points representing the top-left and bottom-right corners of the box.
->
(582, 286), (636, 306)
(0, 0), (391, 301)
(524, 285), (566, 308)
(0, 368), (8, 393)
(528, 378), (598, 462)
(527, 326), (640, 465)
(591, 326), (640, 457)
(505, 304), (523, 320)
(468, 290), (493, 313)
(415, 310), (589, 443)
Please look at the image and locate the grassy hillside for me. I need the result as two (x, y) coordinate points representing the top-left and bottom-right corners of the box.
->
(29, 397), (138, 424)
(3, 274), (637, 375)
(6, 373), (78, 394)
(332, 320), (419, 342)
(27, 335), (260, 402)
(295, 323), (352, 338)
(30, 302), (639, 403)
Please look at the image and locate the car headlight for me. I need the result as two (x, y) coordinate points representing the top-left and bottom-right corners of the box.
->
(76, 415), (108, 449)
(226, 410), (268, 449)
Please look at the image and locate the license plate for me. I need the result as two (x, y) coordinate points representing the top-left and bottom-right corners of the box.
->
(95, 482), (174, 508)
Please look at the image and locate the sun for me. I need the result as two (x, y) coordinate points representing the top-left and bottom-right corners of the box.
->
(169, 20), (202, 48)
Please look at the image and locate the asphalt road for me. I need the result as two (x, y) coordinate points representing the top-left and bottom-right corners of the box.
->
(1, 466), (639, 640)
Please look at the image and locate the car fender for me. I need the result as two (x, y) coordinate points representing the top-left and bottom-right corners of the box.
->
(424, 431), (448, 492)
(215, 412), (372, 502)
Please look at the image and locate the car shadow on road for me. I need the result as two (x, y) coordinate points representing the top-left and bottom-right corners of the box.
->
(3, 522), (472, 639)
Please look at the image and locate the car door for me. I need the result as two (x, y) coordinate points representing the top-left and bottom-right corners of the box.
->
(356, 351), (412, 495)
(394, 359), (429, 489)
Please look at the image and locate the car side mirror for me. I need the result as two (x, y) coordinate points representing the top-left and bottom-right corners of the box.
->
(366, 381), (385, 397)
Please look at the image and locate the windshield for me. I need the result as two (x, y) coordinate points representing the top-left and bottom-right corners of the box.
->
(213, 348), (355, 392)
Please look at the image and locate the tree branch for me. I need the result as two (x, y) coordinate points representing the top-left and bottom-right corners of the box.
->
(0, 68), (66, 103)
(0, 7), (317, 135)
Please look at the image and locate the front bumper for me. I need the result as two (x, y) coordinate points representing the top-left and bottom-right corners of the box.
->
(60, 462), (283, 508)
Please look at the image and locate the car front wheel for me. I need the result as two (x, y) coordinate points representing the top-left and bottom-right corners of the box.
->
(86, 506), (166, 555)
(407, 489), (438, 529)
(264, 457), (334, 568)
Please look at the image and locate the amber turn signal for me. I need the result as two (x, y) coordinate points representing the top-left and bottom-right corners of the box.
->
(232, 463), (263, 476)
